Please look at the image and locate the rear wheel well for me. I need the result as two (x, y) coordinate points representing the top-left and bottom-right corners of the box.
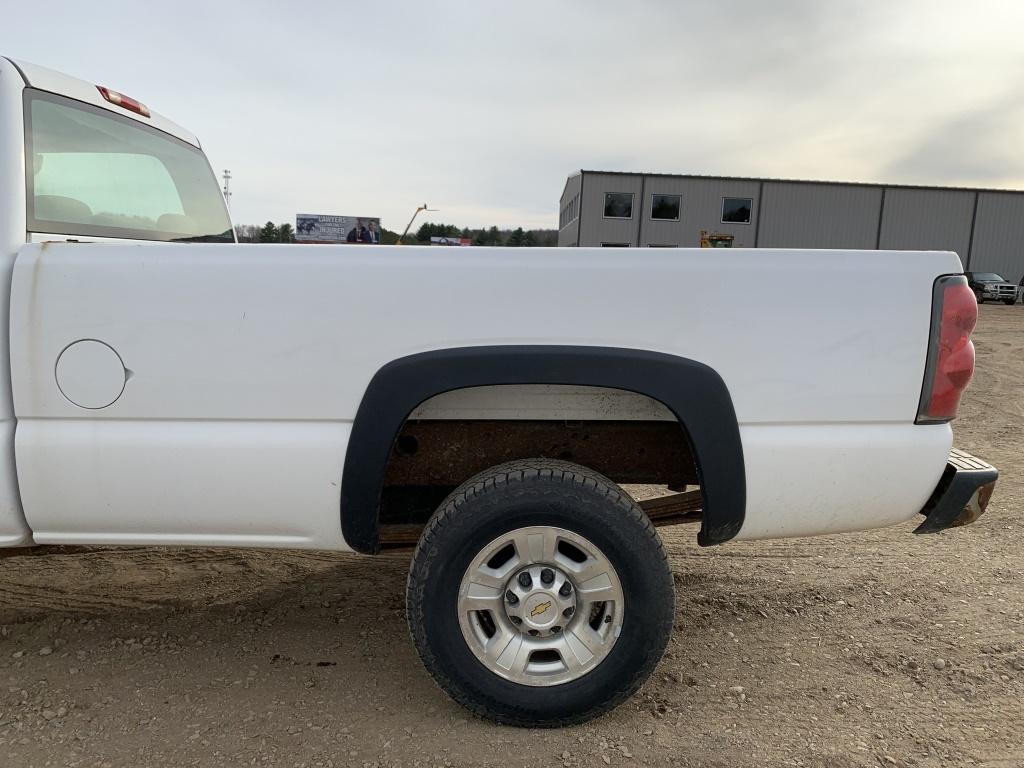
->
(339, 346), (745, 553)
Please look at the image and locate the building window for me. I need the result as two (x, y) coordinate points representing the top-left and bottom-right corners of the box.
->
(721, 197), (752, 224)
(601, 242), (631, 247)
(647, 244), (677, 248)
(603, 192), (634, 219)
(651, 194), (680, 221)
(559, 193), (580, 229)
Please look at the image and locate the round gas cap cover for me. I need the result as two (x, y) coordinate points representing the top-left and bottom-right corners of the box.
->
(55, 340), (128, 409)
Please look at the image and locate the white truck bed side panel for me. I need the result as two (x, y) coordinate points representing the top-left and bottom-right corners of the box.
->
(10, 244), (961, 424)
(9, 243), (963, 546)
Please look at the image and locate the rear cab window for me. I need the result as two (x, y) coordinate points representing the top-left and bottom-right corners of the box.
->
(24, 89), (233, 242)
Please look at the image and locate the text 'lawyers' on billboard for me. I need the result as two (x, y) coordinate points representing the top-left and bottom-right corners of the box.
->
(295, 214), (382, 244)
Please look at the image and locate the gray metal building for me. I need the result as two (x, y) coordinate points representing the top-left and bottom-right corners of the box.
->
(558, 170), (1024, 281)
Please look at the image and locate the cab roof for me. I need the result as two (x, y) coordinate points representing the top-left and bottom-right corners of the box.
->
(6, 57), (200, 147)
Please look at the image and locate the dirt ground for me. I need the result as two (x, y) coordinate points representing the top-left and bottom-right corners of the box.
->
(1, 305), (1022, 768)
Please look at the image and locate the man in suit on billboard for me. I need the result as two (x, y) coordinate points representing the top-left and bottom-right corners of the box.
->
(347, 219), (368, 243)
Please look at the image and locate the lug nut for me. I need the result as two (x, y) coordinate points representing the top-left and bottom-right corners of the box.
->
(540, 568), (555, 585)
(563, 606), (574, 618)
(551, 625), (561, 634)
(505, 590), (518, 604)
(510, 616), (522, 626)
(559, 582), (572, 597)
(528, 629), (539, 637)
(517, 572), (532, 588)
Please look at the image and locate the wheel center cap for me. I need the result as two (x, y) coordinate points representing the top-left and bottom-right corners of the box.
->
(522, 592), (558, 628)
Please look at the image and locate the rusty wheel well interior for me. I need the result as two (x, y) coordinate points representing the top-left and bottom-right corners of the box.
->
(378, 415), (702, 539)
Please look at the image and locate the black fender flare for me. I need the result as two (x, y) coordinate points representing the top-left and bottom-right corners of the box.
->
(340, 346), (745, 553)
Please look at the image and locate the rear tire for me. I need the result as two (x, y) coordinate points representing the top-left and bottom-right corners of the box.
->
(1003, 299), (1015, 305)
(406, 459), (674, 726)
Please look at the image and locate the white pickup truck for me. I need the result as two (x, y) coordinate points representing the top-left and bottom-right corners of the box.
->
(0, 57), (999, 726)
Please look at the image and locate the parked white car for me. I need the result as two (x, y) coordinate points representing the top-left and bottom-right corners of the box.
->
(0, 57), (999, 725)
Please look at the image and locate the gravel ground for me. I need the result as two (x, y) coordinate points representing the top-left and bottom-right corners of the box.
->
(1, 304), (1021, 768)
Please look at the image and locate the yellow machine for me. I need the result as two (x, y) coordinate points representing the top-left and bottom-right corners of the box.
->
(699, 230), (735, 248)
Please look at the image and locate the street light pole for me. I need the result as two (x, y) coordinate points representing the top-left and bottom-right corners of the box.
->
(222, 170), (232, 210)
(397, 203), (438, 244)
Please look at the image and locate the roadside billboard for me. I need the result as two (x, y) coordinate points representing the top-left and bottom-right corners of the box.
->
(430, 236), (472, 246)
(295, 213), (382, 244)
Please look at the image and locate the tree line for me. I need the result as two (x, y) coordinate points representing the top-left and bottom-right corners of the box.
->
(413, 222), (558, 247)
(234, 221), (557, 247)
(234, 222), (296, 243)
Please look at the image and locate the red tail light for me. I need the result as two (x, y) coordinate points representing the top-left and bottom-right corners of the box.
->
(96, 86), (151, 118)
(917, 275), (977, 423)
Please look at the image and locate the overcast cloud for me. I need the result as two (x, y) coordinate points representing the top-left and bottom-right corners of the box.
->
(5, 0), (1024, 231)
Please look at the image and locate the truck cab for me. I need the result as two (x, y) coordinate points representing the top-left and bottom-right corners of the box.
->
(0, 57), (234, 546)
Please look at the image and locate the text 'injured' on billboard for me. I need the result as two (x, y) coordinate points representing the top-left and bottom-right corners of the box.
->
(295, 214), (382, 243)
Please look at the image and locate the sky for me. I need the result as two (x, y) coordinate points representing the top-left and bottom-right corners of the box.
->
(5, 0), (1024, 232)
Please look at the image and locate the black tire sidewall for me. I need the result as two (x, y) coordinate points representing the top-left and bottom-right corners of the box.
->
(409, 470), (674, 724)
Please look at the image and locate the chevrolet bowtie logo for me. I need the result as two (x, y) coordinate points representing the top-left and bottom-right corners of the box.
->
(530, 600), (552, 618)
